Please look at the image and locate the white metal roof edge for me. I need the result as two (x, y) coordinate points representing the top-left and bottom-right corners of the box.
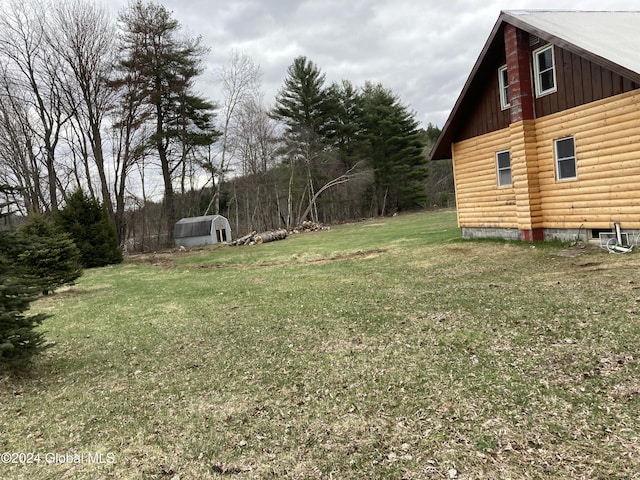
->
(430, 10), (640, 160)
(503, 10), (640, 75)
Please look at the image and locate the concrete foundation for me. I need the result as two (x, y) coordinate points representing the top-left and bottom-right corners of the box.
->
(462, 227), (640, 246)
(461, 227), (521, 241)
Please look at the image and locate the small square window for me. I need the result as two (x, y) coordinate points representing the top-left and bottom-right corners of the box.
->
(498, 65), (510, 109)
(496, 150), (512, 186)
(533, 44), (556, 97)
(555, 136), (577, 180)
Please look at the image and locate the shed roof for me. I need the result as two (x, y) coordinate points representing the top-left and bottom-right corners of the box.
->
(175, 215), (226, 225)
(430, 10), (640, 160)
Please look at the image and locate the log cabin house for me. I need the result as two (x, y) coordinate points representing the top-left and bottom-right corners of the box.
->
(430, 10), (640, 246)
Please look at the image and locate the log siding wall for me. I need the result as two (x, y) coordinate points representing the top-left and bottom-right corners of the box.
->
(535, 89), (640, 229)
(453, 128), (517, 229)
(452, 89), (640, 234)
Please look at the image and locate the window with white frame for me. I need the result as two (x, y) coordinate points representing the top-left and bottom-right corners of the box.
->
(533, 44), (556, 96)
(498, 65), (510, 109)
(498, 65), (511, 110)
(554, 136), (577, 180)
(496, 150), (512, 186)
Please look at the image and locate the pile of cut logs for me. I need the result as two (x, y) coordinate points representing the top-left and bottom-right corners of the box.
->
(231, 222), (328, 246)
(290, 221), (329, 234)
(231, 229), (288, 246)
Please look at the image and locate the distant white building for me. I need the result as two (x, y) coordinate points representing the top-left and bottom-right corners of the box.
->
(174, 215), (232, 248)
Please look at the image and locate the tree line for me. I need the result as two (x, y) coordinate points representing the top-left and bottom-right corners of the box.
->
(0, 0), (451, 251)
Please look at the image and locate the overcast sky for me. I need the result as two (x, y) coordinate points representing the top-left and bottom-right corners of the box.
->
(105, 0), (636, 129)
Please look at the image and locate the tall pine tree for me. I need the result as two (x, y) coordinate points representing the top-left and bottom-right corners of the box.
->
(115, 0), (218, 243)
(325, 80), (366, 170)
(358, 82), (428, 215)
(272, 57), (335, 225)
(272, 56), (332, 137)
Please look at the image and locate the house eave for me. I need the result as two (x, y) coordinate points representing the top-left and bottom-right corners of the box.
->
(430, 12), (507, 161)
(429, 10), (640, 161)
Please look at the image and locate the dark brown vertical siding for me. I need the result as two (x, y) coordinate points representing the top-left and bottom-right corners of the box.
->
(534, 44), (639, 117)
(581, 57), (594, 104)
(602, 69), (613, 98)
(614, 74), (624, 95)
(454, 33), (640, 143)
(571, 54), (583, 105)
(456, 48), (511, 141)
(560, 48), (575, 107)
(623, 77), (635, 92)
(592, 62), (603, 99)
(457, 78), (511, 140)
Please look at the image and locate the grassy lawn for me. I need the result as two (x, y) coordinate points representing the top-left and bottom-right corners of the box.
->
(1, 209), (639, 479)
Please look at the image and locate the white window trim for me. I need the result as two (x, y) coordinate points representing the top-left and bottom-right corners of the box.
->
(498, 65), (510, 110)
(554, 136), (577, 181)
(496, 149), (512, 187)
(533, 44), (557, 97)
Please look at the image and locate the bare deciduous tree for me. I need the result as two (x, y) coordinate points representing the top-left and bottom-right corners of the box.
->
(49, 0), (117, 215)
(0, 0), (71, 213)
(204, 50), (262, 216)
(231, 96), (280, 232)
(109, 71), (153, 244)
(0, 71), (45, 214)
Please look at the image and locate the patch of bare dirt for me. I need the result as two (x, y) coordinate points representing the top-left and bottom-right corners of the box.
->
(126, 252), (176, 267)
(125, 248), (388, 269)
(554, 242), (600, 257)
(194, 248), (389, 270)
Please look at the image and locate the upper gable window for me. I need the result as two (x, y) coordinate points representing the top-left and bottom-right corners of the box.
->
(533, 44), (556, 97)
(498, 65), (510, 109)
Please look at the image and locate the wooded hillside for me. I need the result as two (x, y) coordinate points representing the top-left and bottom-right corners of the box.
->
(0, 1), (452, 252)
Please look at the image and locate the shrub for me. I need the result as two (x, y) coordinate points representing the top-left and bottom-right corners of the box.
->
(17, 215), (82, 294)
(55, 190), (122, 268)
(0, 230), (49, 366)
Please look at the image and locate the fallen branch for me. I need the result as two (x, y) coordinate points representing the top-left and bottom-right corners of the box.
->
(299, 162), (366, 223)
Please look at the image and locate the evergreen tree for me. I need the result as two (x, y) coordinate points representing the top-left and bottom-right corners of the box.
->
(17, 215), (82, 294)
(272, 56), (332, 137)
(421, 123), (454, 208)
(325, 80), (366, 169)
(55, 190), (122, 268)
(272, 57), (335, 224)
(114, 0), (218, 243)
(423, 123), (442, 151)
(358, 82), (428, 215)
(0, 231), (49, 365)
(0, 186), (49, 366)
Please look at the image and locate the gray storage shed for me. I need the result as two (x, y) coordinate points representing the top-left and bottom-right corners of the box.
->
(174, 215), (232, 248)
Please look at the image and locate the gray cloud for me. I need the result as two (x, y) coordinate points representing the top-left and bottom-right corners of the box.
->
(107, 0), (637, 127)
